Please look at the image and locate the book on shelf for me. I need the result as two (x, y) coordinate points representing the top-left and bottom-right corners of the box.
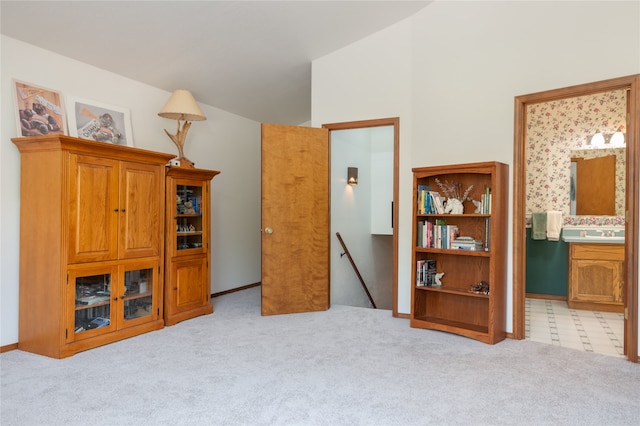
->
(480, 187), (492, 214)
(429, 191), (445, 214)
(416, 259), (437, 286)
(417, 220), (433, 248)
(417, 185), (430, 214)
(424, 220), (432, 248)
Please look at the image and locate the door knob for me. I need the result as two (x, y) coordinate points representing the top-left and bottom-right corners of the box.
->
(264, 227), (273, 234)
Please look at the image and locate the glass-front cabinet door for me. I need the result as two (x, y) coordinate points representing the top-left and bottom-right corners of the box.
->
(174, 180), (205, 255)
(121, 263), (157, 325)
(68, 265), (117, 342)
(67, 262), (158, 342)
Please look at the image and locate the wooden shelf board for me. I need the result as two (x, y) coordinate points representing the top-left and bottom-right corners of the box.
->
(415, 247), (490, 257)
(412, 315), (488, 334)
(411, 316), (497, 343)
(125, 291), (152, 301)
(415, 285), (489, 299)
(417, 213), (490, 218)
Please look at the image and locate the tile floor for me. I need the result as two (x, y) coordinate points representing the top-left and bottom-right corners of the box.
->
(525, 298), (625, 357)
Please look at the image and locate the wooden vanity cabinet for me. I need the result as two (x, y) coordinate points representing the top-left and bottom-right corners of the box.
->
(13, 135), (174, 358)
(164, 166), (220, 326)
(568, 243), (624, 313)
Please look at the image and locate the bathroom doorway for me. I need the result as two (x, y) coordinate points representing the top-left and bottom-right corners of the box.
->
(513, 75), (640, 362)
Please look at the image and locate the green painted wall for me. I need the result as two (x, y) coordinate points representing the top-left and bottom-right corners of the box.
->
(525, 228), (568, 296)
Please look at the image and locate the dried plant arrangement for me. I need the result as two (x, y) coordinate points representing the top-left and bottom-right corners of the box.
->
(434, 178), (474, 201)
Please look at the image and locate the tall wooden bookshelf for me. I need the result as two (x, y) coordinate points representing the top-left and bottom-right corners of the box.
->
(411, 161), (508, 344)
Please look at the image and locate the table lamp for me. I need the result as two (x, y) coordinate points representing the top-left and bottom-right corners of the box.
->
(158, 89), (206, 167)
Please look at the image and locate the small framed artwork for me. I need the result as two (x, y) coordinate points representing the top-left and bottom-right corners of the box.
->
(67, 96), (133, 146)
(13, 79), (67, 137)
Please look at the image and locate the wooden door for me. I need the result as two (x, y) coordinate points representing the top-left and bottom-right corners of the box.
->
(119, 161), (163, 259)
(261, 123), (330, 315)
(68, 154), (119, 263)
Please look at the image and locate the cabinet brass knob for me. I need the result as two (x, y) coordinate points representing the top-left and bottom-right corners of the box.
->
(264, 227), (273, 234)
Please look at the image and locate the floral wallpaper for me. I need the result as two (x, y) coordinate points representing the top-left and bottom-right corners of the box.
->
(525, 89), (627, 227)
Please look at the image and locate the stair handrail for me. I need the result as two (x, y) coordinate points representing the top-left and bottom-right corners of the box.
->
(335, 232), (377, 309)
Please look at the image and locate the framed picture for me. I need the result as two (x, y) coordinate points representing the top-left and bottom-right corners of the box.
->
(13, 79), (67, 137)
(66, 96), (133, 146)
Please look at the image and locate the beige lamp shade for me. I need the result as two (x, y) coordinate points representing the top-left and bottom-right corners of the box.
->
(158, 89), (206, 121)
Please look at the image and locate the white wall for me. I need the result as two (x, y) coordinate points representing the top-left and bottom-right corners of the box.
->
(313, 17), (414, 314)
(311, 1), (640, 335)
(1, 36), (262, 346)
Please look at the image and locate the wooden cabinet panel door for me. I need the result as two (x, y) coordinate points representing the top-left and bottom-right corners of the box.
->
(571, 259), (624, 304)
(68, 154), (119, 263)
(568, 244), (625, 312)
(261, 124), (329, 315)
(169, 256), (208, 315)
(119, 162), (163, 259)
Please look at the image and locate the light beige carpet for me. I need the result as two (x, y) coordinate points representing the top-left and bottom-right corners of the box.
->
(1, 286), (639, 425)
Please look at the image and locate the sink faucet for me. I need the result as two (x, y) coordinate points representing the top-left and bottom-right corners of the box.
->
(599, 230), (615, 237)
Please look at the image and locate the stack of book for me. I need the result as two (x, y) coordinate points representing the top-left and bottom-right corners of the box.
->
(417, 221), (459, 249)
(417, 185), (445, 214)
(480, 187), (492, 214)
(416, 259), (437, 286)
(451, 236), (484, 251)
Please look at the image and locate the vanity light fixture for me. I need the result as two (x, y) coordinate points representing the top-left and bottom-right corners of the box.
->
(158, 89), (206, 168)
(589, 130), (605, 147)
(588, 127), (626, 148)
(347, 167), (358, 185)
(610, 127), (626, 147)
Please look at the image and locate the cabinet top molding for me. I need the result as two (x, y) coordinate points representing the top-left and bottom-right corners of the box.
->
(412, 161), (508, 176)
(166, 166), (220, 180)
(12, 135), (175, 165)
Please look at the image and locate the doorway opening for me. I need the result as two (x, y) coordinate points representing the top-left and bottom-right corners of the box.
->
(512, 75), (639, 362)
(323, 118), (399, 316)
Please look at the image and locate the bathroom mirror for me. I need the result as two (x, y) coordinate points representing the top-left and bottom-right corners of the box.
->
(570, 150), (624, 216)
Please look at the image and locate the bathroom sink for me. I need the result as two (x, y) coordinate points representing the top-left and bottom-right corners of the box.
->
(562, 228), (625, 244)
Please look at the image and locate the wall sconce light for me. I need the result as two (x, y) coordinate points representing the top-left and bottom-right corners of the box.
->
(158, 89), (206, 168)
(347, 167), (358, 185)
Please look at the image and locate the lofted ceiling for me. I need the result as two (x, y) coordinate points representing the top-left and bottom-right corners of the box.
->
(1, 1), (430, 125)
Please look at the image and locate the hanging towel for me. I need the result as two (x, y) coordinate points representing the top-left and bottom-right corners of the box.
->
(531, 212), (547, 240)
(547, 210), (563, 241)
